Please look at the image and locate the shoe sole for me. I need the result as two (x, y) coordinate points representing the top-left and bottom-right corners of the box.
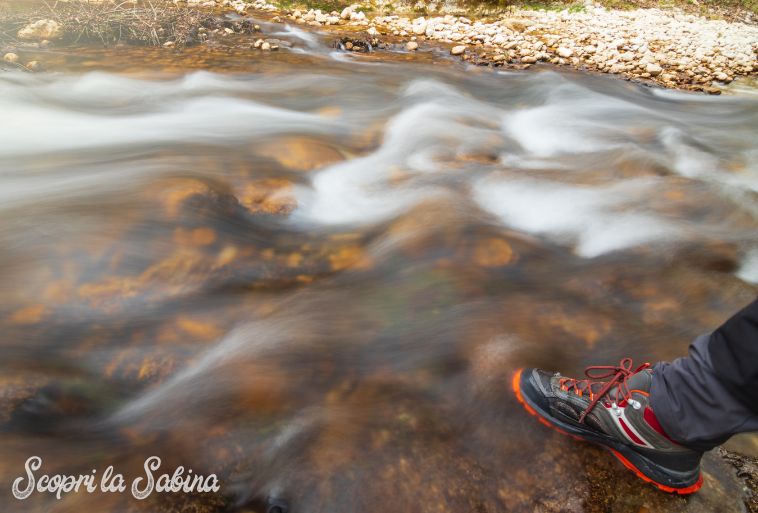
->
(512, 368), (703, 495)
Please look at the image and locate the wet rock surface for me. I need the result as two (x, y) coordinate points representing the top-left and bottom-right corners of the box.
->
(720, 448), (758, 513)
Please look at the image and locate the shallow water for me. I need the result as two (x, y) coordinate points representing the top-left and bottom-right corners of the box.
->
(1, 22), (757, 513)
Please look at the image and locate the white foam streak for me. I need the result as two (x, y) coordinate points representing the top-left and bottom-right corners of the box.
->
(662, 127), (758, 193)
(274, 24), (322, 49)
(737, 249), (758, 284)
(109, 321), (288, 425)
(502, 84), (646, 157)
(474, 177), (677, 257)
(0, 96), (342, 159)
(294, 95), (500, 225)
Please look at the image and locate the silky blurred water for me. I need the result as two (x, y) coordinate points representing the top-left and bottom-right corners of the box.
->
(0, 32), (757, 513)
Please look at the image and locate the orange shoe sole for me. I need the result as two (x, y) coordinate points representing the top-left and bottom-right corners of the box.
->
(511, 368), (703, 495)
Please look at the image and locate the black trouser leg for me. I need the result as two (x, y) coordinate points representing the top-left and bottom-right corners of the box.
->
(650, 297), (758, 451)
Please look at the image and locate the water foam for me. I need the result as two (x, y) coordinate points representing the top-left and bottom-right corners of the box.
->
(293, 81), (503, 225)
(2, 69), (756, 268)
(473, 177), (678, 257)
(737, 248), (758, 284)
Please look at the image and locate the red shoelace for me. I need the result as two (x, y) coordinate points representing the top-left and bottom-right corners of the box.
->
(558, 358), (651, 423)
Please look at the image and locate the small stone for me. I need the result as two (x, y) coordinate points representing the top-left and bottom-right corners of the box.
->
(451, 45), (466, 55)
(619, 52), (634, 62)
(344, 41), (353, 50)
(26, 60), (42, 71)
(340, 5), (354, 19)
(3, 52), (18, 63)
(406, 41), (418, 51)
(261, 42), (271, 51)
(367, 27), (378, 37)
(557, 46), (572, 58)
(645, 62), (663, 76)
(609, 63), (624, 73)
(163, 41), (175, 47)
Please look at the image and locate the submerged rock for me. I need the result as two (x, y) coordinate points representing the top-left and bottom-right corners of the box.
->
(334, 37), (376, 53)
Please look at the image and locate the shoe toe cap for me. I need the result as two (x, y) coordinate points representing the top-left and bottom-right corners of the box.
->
(516, 368), (552, 413)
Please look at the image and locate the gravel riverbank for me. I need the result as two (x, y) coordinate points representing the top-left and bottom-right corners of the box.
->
(3, 0), (758, 92)
(208, 0), (758, 92)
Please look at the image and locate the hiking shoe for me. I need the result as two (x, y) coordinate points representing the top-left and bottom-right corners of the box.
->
(512, 359), (703, 494)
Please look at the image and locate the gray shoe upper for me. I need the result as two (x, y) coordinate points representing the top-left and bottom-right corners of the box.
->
(531, 368), (694, 456)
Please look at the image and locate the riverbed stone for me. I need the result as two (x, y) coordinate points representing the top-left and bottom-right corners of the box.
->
(3, 53), (18, 63)
(340, 5), (354, 19)
(451, 45), (466, 55)
(646, 62), (663, 76)
(412, 19), (427, 35)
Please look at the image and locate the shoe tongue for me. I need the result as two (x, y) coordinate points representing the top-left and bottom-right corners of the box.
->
(608, 368), (652, 398)
(568, 368), (652, 398)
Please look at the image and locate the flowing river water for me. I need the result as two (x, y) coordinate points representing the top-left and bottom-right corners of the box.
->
(1, 15), (758, 513)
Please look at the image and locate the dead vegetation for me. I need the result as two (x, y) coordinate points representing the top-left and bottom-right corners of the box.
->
(0, 1), (235, 47)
